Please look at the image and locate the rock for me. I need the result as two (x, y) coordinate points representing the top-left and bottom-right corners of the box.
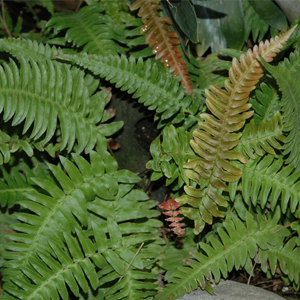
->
(177, 280), (286, 300)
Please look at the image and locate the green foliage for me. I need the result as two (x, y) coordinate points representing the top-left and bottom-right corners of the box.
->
(249, 83), (281, 125)
(262, 50), (300, 170)
(156, 209), (289, 299)
(1, 1), (300, 300)
(46, 3), (127, 55)
(147, 126), (197, 189)
(58, 52), (203, 130)
(237, 112), (284, 159)
(2, 151), (163, 299)
(241, 155), (300, 213)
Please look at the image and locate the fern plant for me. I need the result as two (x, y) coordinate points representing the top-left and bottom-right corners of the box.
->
(1, 1), (300, 300)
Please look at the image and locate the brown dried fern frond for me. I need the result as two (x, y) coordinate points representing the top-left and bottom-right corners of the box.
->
(176, 26), (297, 234)
(130, 0), (193, 94)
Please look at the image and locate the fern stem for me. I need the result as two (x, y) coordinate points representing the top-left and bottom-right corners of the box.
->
(0, 0), (12, 37)
(117, 242), (144, 283)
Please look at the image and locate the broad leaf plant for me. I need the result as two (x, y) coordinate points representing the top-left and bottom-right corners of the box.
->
(1, 0), (300, 299)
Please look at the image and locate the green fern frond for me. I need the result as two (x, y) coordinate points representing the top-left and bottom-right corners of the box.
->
(261, 49), (300, 170)
(0, 38), (102, 96)
(0, 38), (64, 61)
(0, 57), (120, 154)
(4, 220), (159, 300)
(259, 236), (300, 285)
(0, 162), (49, 208)
(237, 112), (284, 159)
(156, 209), (286, 300)
(57, 53), (203, 130)
(0, 129), (33, 165)
(250, 83), (281, 126)
(46, 3), (126, 55)
(3, 151), (162, 299)
(147, 126), (197, 189)
(178, 27), (296, 234)
(242, 154), (300, 213)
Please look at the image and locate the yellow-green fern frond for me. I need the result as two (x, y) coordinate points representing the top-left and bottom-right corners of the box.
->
(177, 26), (296, 234)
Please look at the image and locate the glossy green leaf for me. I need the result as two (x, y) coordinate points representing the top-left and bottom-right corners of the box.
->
(168, 0), (198, 43)
(248, 0), (287, 30)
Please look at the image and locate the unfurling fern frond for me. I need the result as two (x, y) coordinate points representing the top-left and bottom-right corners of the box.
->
(0, 57), (121, 154)
(242, 154), (300, 213)
(237, 112), (284, 159)
(177, 27), (296, 234)
(130, 0), (193, 94)
(46, 3), (126, 55)
(156, 209), (288, 300)
(3, 151), (162, 299)
(261, 50), (300, 170)
(57, 53), (203, 130)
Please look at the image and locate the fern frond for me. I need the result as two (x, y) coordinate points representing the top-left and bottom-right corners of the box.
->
(130, 0), (193, 94)
(147, 126), (197, 189)
(156, 209), (286, 300)
(57, 53), (203, 130)
(3, 151), (162, 299)
(0, 165), (37, 208)
(261, 49), (300, 170)
(237, 112), (284, 159)
(0, 38), (64, 61)
(180, 26), (296, 234)
(4, 221), (160, 300)
(0, 38), (102, 96)
(250, 83), (281, 126)
(159, 199), (185, 236)
(0, 57), (119, 154)
(259, 236), (300, 285)
(242, 154), (300, 213)
(46, 3), (126, 55)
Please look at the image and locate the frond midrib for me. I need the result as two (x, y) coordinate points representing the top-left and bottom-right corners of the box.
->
(0, 187), (34, 195)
